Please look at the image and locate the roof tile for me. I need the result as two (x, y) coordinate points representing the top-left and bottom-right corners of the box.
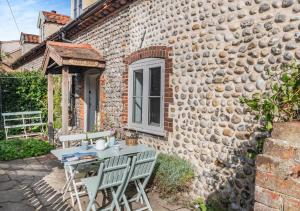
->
(21, 33), (40, 44)
(42, 11), (71, 25)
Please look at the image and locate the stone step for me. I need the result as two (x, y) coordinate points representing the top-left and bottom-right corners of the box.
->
(263, 138), (300, 160)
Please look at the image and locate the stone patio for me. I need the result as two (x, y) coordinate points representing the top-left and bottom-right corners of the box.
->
(0, 154), (190, 211)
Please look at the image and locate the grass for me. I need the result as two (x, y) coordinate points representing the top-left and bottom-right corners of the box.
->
(153, 153), (195, 199)
(0, 138), (53, 161)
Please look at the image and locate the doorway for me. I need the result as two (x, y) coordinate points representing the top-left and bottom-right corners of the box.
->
(84, 72), (100, 131)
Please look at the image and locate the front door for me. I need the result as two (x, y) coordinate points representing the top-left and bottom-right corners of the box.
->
(85, 74), (99, 131)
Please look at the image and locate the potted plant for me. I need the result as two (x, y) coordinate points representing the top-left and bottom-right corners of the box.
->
(125, 130), (139, 146)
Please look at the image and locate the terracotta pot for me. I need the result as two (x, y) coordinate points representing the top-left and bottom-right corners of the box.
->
(272, 121), (300, 142)
(125, 137), (138, 146)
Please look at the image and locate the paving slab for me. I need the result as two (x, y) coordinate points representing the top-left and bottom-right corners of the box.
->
(0, 202), (34, 211)
(0, 180), (18, 191)
(0, 189), (26, 203)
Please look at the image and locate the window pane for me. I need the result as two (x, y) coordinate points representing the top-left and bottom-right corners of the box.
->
(133, 70), (143, 123)
(149, 67), (161, 96)
(133, 97), (142, 123)
(149, 97), (161, 125)
(133, 70), (143, 97)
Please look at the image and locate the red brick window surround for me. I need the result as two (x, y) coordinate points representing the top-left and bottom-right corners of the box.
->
(122, 46), (173, 134)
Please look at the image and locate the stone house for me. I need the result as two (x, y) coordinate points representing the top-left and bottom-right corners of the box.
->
(11, 0), (300, 210)
(20, 33), (40, 54)
(37, 10), (71, 41)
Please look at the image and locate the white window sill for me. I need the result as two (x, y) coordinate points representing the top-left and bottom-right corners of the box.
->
(124, 125), (166, 137)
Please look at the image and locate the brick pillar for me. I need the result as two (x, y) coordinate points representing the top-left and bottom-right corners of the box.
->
(254, 122), (300, 211)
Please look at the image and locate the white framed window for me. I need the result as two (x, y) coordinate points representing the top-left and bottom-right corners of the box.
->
(128, 58), (165, 135)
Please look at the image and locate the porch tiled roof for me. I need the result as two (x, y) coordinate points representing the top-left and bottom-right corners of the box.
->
(42, 41), (105, 74)
(21, 33), (40, 44)
(42, 11), (71, 25)
(47, 41), (103, 61)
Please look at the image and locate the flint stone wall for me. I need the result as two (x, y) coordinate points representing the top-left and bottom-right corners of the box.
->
(18, 0), (300, 210)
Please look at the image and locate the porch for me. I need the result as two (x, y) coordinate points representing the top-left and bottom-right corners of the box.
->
(42, 41), (106, 142)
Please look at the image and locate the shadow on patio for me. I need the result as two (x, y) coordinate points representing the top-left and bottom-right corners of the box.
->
(0, 154), (189, 211)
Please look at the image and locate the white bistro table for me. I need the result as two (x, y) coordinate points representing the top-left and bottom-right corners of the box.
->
(51, 141), (154, 211)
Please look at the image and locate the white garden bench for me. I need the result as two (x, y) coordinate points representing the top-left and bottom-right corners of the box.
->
(2, 111), (45, 139)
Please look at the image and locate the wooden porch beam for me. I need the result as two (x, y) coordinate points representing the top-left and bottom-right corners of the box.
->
(61, 66), (69, 134)
(47, 74), (54, 143)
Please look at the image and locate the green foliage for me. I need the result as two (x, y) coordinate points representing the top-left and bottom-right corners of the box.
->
(240, 62), (300, 157)
(53, 76), (62, 129)
(240, 62), (300, 132)
(192, 196), (229, 211)
(153, 153), (195, 199)
(0, 70), (48, 119)
(246, 136), (265, 159)
(0, 138), (53, 161)
(192, 198), (207, 211)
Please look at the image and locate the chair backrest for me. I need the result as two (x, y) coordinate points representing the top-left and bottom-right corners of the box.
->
(87, 131), (112, 140)
(59, 134), (87, 148)
(59, 130), (112, 148)
(130, 150), (157, 181)
(96, 155), (131, 190)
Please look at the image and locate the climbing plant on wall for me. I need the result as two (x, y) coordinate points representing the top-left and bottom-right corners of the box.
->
(240, 62), (300, 155)
(53, 75), (62, 129)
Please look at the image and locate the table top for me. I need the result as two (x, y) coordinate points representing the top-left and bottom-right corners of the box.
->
(51, 141), (154, 165)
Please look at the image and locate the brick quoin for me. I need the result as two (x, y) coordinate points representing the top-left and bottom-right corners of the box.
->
(99, 72), (106, 129)
(255, 171), (300, 200)
(254, 186), (283, 209)
(263, 138), (299, 160)
(122, 46), (173, 133)
(78, 73), (85, 129)
(283, 197), (300, 211)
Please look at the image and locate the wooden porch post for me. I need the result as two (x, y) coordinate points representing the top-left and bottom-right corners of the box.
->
(61, 66), (69, 134)
(47, 74), (54, 143)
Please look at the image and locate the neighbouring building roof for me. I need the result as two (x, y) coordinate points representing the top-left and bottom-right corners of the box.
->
(20, 33), (40, 44)
(42, 11), (71, 25)
(0, 40), (20, 54)
(12, 0), (136, 69)
(42, 41), (105, 74)
(2, 48), (22, 65)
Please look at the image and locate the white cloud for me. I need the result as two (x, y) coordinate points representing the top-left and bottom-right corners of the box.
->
(0, 0), (70, 41)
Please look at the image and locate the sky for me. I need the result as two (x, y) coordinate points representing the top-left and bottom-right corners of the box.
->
(0, 0), (70, 41)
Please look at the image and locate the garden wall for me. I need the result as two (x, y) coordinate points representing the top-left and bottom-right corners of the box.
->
(254, 122), (300, 211)
(17, 0), (300, 210)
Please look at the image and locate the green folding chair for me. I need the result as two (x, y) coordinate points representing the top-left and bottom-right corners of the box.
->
(122, 150), (158, 211)
(81, 155), (132, 211)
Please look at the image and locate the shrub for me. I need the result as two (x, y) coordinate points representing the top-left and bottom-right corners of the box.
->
(240, 62), (300, 156)
(191, 196), (229, 211)
(0, 138), (53, 161)
(0, 70), (47, 119)
(153, 153), (195, 199)
(240, 62), (300, 132)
